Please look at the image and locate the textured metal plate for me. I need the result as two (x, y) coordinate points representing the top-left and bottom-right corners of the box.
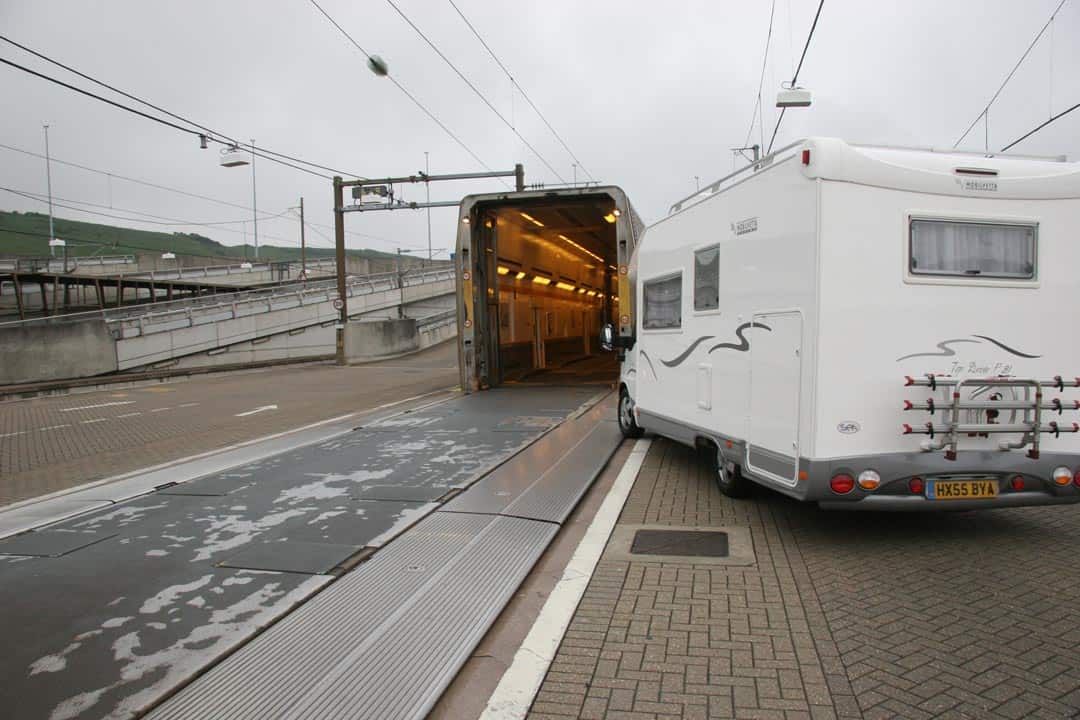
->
(441, 395), (616, 518)
(630, 530), (729, 557)
(158, 473), (254, 496)
(0, 530), (115, 557)
(499, 418), (622, 524)
(148, 512), (557, 720)
(218, 541), (361, 574)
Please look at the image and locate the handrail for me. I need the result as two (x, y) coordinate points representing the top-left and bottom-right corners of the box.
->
(0, 267), (456, 331)
(668, 139), (805, 215)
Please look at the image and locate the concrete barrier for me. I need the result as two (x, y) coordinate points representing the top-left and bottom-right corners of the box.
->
(344, 319), (419, 363)
(0, 319), (117, 385)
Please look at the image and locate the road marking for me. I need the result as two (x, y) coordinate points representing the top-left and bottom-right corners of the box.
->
(150, 408), (172, 413)
(235, 404), (279, 417)
(0, 431), (27, 439)
(39, 424), (72, 432)
(480, 438), (652, 720)
(81, 418), (108, 425)
(178, 402), (200, 408)
(59, 401), (136, 413)
(116, 412), (142, 419)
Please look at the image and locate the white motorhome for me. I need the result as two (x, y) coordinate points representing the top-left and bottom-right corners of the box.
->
(612, 137), (1080, 510)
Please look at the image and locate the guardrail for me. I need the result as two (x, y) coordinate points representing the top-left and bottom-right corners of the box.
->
(0, 255), (137, 273)
(416, 308), (457, 329)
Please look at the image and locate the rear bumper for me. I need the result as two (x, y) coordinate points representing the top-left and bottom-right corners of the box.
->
(802, 449), (1080, 511)
(819, 491), (1080, 512)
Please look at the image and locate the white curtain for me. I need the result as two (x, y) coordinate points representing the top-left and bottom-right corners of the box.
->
(911, 220), (1034, 278)
(644, 275), (682, 329)
(694, 246), (720, 311)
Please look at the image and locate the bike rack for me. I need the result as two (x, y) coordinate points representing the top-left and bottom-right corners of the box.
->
(902, 375), (1080, 460)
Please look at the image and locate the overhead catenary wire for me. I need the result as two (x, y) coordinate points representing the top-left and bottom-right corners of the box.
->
(0, 33), (366, 179)
(1, 186), (306, 247)
(446, 0), (594, 182)
(307, 0), (504, 184)
(952, 0), (1068, 149)
(0, 142), (386, 243)
(383, 0), (567, 183)
(765, 0), (824, 154)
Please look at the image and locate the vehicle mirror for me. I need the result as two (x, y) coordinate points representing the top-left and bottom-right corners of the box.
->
(599, 324), (615, 352)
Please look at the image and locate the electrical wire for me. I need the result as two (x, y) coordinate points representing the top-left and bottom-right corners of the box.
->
(952, 0), (1068, 149)
(446, 0), (594, 182)
(1000, 99), (1080, 152)
(766, 0), (824, 154)
(383, 0), (567, 183)
(308, 0), (503, 183)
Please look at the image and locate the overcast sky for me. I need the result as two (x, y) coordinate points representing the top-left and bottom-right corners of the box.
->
(1, 0), (1078, 258)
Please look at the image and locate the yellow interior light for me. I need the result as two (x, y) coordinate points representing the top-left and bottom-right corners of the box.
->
(497, 266), (510, 275)
(586, 290), (597, 297)
(603, 213), (616, 224)
(556, 233), (604, 263)
(577, 288), (587, 294)
(519, 212), (544, 228)
(555, 281), (576, 291)
(515, 271), (526, 280)
(613, 208), (622, 217)
(532, 275), (552, 285)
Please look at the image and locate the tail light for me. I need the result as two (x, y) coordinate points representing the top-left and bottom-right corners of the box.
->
(1010, 476), (1025, 492)
(1074, 470), (1080, 487)
(830, 474), (855, 494)
(1052, 467), (1072, 486)
(857, 470), (881, 491)
(909, 477), (924, 494)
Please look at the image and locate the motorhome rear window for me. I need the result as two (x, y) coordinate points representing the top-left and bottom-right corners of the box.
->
(909, 219), (1036, 279)
(643, 274), (682, 329)
(694, 246), (719, 311)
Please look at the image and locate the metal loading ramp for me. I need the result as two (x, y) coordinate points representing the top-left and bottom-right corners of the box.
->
(147, 390), (621, 720)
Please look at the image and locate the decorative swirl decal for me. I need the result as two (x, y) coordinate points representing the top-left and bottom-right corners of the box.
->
(896, 339), (979, 362)
(896, 336), (1040, 362)
(660, 336), (716, 367)
(639, 349), (659, 380)
(708, 321), (771, 353)
(971, 335), (1041, 359)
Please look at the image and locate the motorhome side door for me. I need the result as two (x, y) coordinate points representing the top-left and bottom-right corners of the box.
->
(747, 310), (803, 487)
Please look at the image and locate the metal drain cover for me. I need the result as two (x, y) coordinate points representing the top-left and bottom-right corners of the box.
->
(630, 529), (729, 558)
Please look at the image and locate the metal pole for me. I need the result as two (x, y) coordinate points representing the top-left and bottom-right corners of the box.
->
(333, 176), (347, 365)
(424, 152), (432, 261)
(514, 163), (525, 192)
(250, 139), (258, 259)
(43, 123), (56, 256)
(299, 196), (306, 279)
(397, 248), (404, 318)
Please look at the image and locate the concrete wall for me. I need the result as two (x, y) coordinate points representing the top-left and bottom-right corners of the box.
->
(344, 319), (418, 363)
(0, 319), (117, 385)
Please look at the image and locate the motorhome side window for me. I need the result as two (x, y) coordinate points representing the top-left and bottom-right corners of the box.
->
(643, 273), (682, 329)
(693, 245), (719, 311)
(909, 219), (1036, 279)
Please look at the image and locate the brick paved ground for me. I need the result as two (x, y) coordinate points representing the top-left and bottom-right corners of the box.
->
(528, 438), (1080, 720)
(0, 342), (458, 506)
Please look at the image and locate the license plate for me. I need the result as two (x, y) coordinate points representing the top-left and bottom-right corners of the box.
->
(926, 479), (999, 500)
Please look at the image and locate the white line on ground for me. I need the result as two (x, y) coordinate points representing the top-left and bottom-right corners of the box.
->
(479, 438), (652, 720)
(38, 424), (71, 432)
(235, 404), (278, 417)
(116, 412), (142, 419)
(178, 402), (200, 408)
(81, 418), (108, 425)
(58, 401), (136, 413)
(0, 431), (27, 439)
(150, 408), (172, 413)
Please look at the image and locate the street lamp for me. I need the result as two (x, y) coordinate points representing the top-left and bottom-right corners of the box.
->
(43, 123), (56, 256)
(219, 141), (259, 259)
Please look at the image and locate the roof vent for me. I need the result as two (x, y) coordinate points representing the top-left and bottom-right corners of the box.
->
(954, 167), (998, 177)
